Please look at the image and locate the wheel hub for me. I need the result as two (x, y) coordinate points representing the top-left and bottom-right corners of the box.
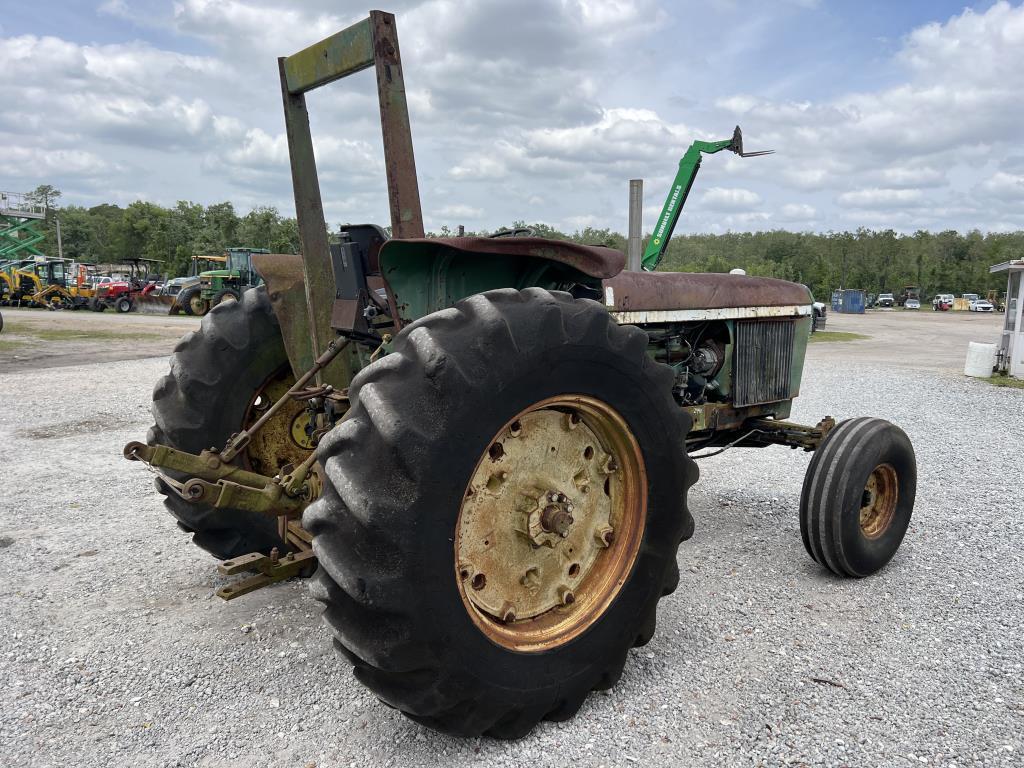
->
(454, 395), (646, 652)
(242, 366), (317, 475)
(859, 463), (898, 539)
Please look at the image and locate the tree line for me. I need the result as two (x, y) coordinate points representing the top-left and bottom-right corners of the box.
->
(22, 186), (1016, 301)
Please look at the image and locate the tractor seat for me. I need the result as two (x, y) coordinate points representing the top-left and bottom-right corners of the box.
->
(603, 270), (811, 312)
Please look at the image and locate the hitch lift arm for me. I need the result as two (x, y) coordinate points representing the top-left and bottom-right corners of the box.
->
(642, 126), (772, 272)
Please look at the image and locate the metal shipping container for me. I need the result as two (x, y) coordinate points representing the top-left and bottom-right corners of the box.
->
(830, 288), (866, 314)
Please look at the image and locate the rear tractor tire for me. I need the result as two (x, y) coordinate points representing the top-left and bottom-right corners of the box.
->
(305, 288), (698, 738)
(149, 286), (315, 560)
(800, 417), (916, 578)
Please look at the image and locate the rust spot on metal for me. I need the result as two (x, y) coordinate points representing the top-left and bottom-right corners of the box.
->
(453, 394), (647, 653)
(604, 270), (811, 311)
(860, 463), (899, 539)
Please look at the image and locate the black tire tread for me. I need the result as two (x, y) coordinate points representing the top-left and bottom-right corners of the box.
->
(800, 417), (915, 578)
(148, 286), (288, 560)
(306, 288), (698, 738)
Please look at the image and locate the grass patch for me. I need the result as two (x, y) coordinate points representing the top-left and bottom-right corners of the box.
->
(986, 375), (1024, 389)
(810, 331), (870, 343)
(0, 338), (28, 352)
(3, 321), (160, 342)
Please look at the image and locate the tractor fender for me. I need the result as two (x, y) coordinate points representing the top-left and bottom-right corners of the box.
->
(379, 236), (625, 324)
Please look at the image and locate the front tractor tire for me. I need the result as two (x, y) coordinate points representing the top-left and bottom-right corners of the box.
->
(181, 286), (209, 316)
(800, 417), (916, 578)
(149, 287), (309, 560)
(214, 288), (240, 306)
(305, 288), (698, 738)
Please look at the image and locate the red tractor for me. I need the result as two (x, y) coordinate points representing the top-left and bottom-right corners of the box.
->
(90, 258), (162, 313)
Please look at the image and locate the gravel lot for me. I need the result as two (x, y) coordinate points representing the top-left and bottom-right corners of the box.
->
(1, 309), (1021, 767)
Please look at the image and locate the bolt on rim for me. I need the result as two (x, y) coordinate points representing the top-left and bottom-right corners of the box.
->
(859, 462), (898, 539)
(454, 395), (647, 652)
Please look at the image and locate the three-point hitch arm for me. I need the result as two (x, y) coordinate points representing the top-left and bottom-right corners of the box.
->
(641, 126), (772, 271)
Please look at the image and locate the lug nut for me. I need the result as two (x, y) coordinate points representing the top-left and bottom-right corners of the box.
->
(500, 602), (517, 623)
(270, 547), (279, 564)
(520, 567), (540, 588)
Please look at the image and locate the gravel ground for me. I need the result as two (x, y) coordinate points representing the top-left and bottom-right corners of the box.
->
(1, 344), (1022, 767)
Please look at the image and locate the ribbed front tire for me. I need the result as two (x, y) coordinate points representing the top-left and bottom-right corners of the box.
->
(800, 417), (916, 577)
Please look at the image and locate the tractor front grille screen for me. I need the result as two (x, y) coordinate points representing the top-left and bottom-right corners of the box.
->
(733, 319), (795, 407)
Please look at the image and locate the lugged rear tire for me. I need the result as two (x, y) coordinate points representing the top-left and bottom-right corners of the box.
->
(304, 288), (698, 738)
(148, 287), (291, 560)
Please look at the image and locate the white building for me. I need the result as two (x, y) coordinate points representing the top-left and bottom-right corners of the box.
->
(990, 259), (1024, 378)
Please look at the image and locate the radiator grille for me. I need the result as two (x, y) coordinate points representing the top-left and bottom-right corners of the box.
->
(733, 320), (795, 407)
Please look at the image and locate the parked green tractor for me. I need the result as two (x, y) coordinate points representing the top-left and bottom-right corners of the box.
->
(124, 11), (917, 739)
(178, 247), (267, 316)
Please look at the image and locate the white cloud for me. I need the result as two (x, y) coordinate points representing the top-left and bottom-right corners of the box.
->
(5, 0), (1024, 235)
(837, 188), (924, 208)
(435, 203), (484, 219)
(878, 165), (945, 188)
(979, 172), (1024, 199)
(701, 187), (762, 210)
(449, 155), (508, 181)
(780, 203), (816, 219)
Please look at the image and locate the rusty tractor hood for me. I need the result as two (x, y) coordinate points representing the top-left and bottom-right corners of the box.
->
(604, 270), (811, 312)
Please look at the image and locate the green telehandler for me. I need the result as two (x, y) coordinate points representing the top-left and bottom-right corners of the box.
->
(124, 10), (917, 739)
(642, 127), (772, 270)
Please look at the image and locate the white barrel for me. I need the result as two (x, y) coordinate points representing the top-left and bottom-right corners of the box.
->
(964, 342), (997, 377)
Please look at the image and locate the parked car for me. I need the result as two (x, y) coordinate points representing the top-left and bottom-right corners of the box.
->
(932, 293), (954, 311)
(969, 299), (994, 312)
(812, 300), (827, 331)
(877, 292), (895, 308)
(904, 298), (920, 310)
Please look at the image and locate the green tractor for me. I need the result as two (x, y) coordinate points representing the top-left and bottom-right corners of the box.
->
(178, 247), (267, 316)
(125, 11), (917, 739)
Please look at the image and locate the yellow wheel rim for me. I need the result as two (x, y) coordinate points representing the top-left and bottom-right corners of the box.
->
(241, 366), (315, 475)
(859, 463), (898, 539)
(454, 395), (646, 652)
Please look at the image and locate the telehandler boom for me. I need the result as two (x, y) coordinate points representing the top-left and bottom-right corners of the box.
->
(642, 127), (773, 271)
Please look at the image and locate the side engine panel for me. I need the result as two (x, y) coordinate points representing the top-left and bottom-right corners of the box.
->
(630, 314), (811, 443)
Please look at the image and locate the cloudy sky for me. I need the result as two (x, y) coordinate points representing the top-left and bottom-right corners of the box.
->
(4, 0), (1024, 234)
